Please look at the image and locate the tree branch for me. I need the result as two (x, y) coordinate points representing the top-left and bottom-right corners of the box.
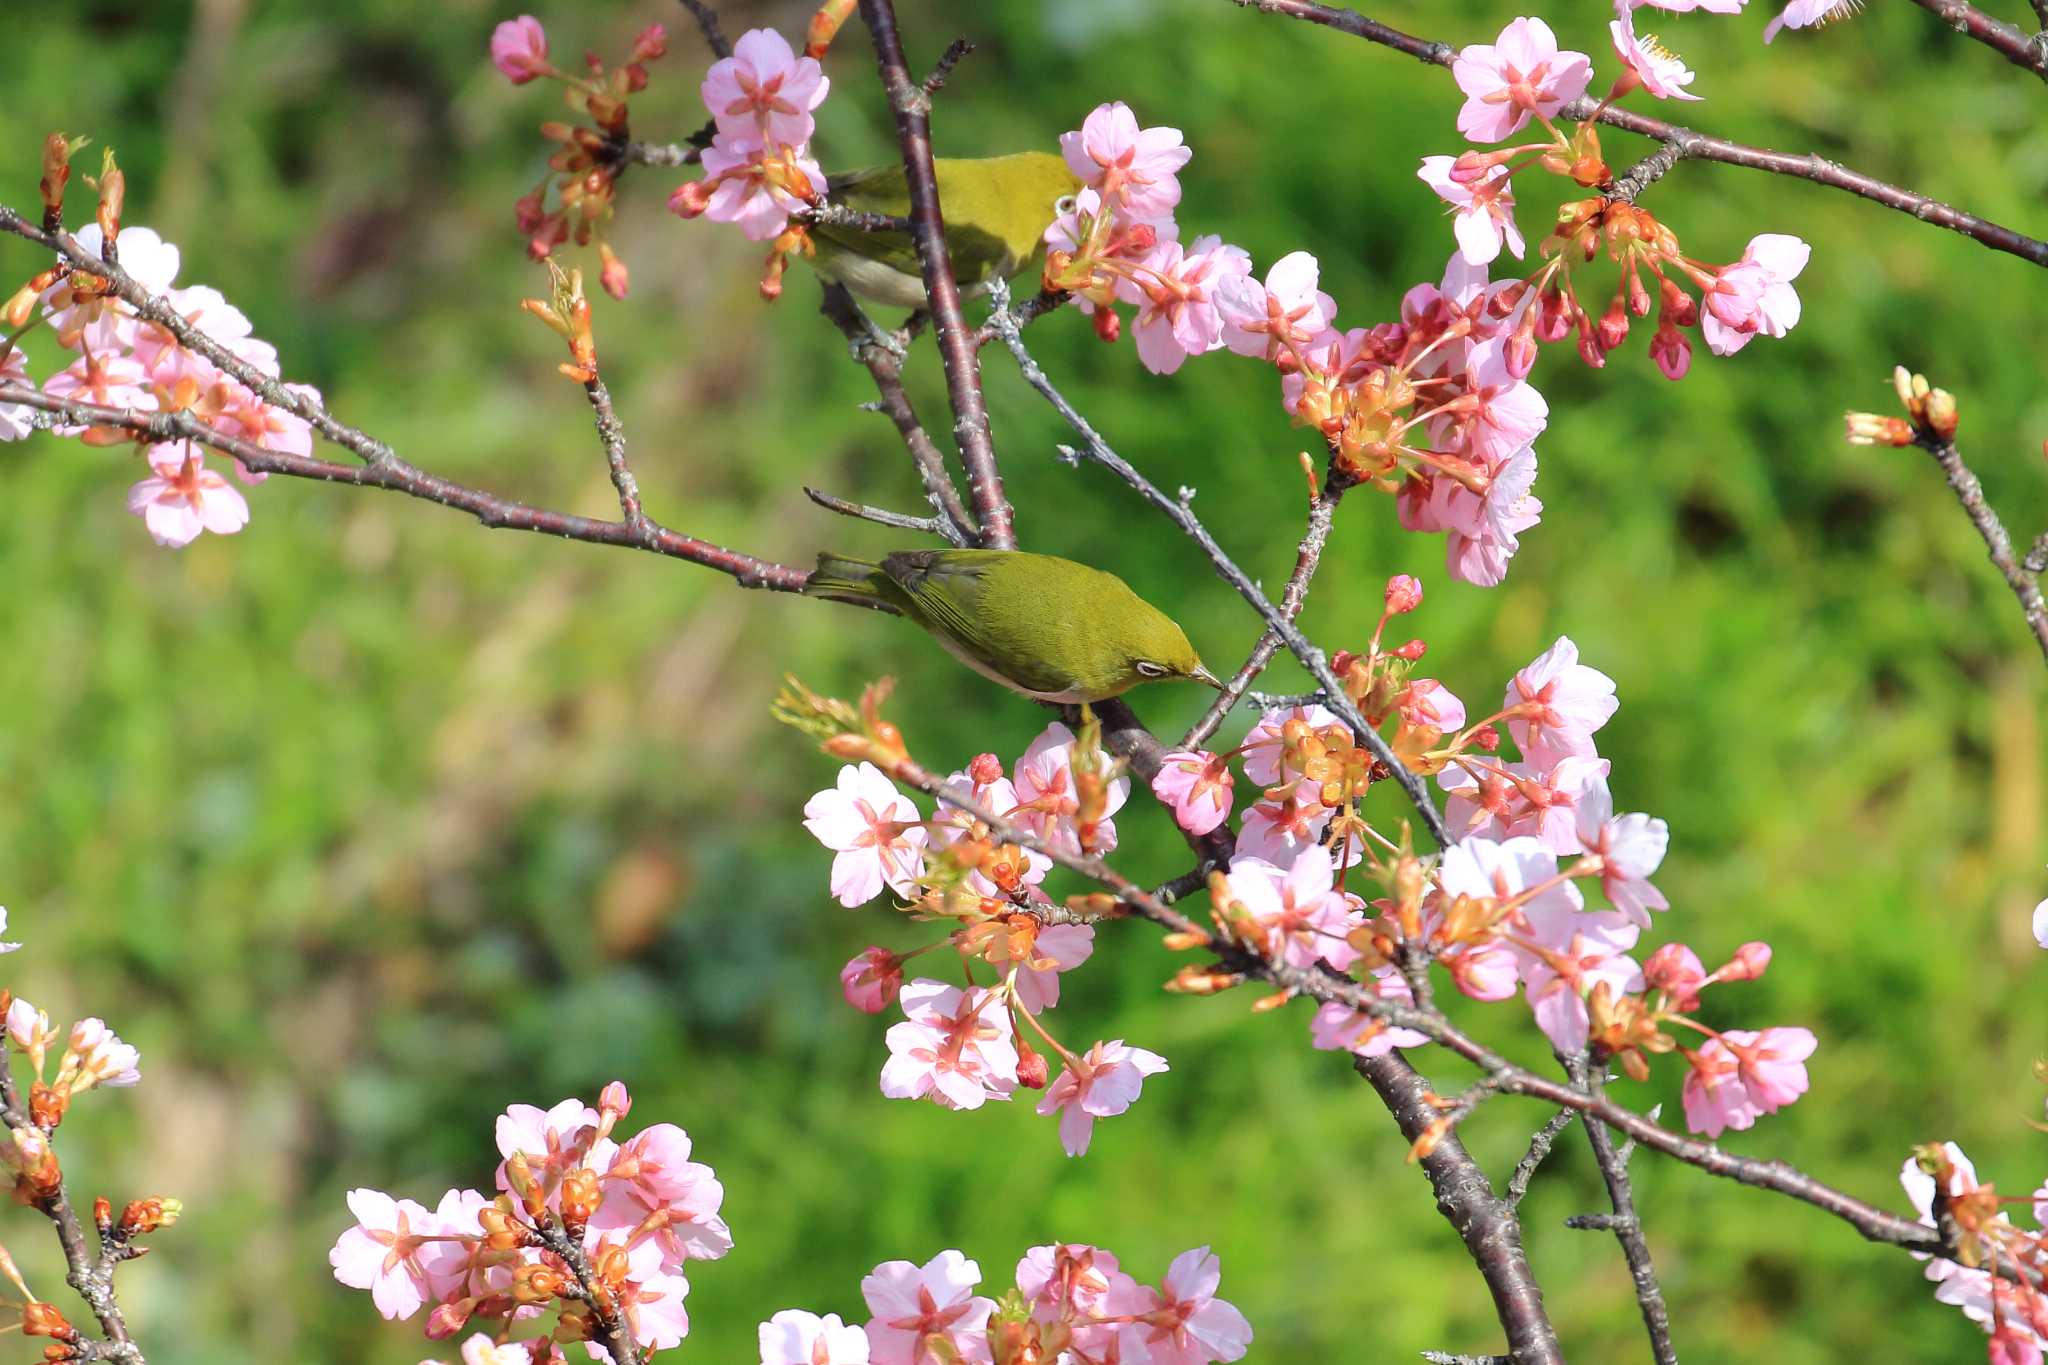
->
(804, 485), (960, 541)
(1906, 0), (2048, 81)
(1228, 0), (2048, 270)
(1564, 1054), (1676, 1365)
(1915, 427), (2048, 667)
(856, 0), (1015, 548)
(677, 0), (732, 60)
(530, 1218), (640, 1365)
(1504, 1107), (1578, 1208)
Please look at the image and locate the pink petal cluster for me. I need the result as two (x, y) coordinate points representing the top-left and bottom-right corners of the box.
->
(60, 1017), (142, 1090)
(1120, 235), (1254, 375)
(1220, 846), (1366, 972)
(802, 762), (929, 907)
(1009, 722), (1130, 858)
(1417, 156), (1525, 265)
(1151, 749), (1236, 836)
(1215, 251), (1337, 363)
(879, 980), (1019, 1110)
(1451, 18), (1593, 142)
(1764, 0), (1858, 41)
(126, 443), (251, 548)
(489, 16), (550, 84)
(1036, 1039), (1170, 1156)
(1504, 636), (1619, 765)
(676, 27), (831, 242)
(1680, 1027), (1816, 1137)
(1610, 5), (1703, 101)
(1702, 233), (1809, 355)
(862, 1251), (996, 1365)
(331, 1085), (727, 1351)
(760, 1310), (870, 1364)
(1060, 101), (1192, 222)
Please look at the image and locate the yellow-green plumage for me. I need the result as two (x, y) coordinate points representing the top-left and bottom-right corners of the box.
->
(810, 153), (1083, 308)
(804, 550), (1219, 703)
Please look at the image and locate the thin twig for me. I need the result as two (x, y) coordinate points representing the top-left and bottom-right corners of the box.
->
(987, 287), (1453, 847)
(1915, 429), (2048, 666)
(1229, 0), (2048, 270)
(1906, 0), (2048, 81)
(1421, 1354), (1510, 1365)
(0, 385), (817, 593)
(582, 375), (647, 532)
(818, 283), (979, 543)
(1505, 1108), (1578, 1208)
(857, 0), (1015, 548)
(1182, 466), (1351, 749)
(799, 202), (915, 234)
(530, 1219), (640, 1365)
(803, 485), (959, 541)
(972, 288), (1070, 348)
(1566, 1054), (1676, 1365)
(620, 140), (702, 169)
(1563, 1213), (1632, 1232)
(920, 37), (975, 99)
(677, 0), (732, 59)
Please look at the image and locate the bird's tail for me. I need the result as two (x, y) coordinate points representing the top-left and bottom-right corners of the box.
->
(802, 552), (889, 606)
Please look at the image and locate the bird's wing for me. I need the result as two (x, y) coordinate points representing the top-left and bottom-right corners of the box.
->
(815, 166), (923, 279)
(884, 552), (1081, 697)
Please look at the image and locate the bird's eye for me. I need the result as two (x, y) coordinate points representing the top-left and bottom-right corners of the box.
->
(1054, 194), (1078, 217)
(1134, 661), (1169, 679)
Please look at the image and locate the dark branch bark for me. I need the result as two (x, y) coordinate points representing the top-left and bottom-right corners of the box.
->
(1504, 1107), (1577, 1208)
(677, 0), (732, 59)
(1906, 0), (2048, 81)
(857, 0), (1015, 548)
(1565, 1054), (1676, 1365)
(1915, 430), (2048, 666)
(1229, 0), (2048, 269)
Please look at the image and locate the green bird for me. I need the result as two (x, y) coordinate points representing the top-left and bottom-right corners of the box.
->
(810, 152), (1083, 309)
(804, 549), (1221, 703)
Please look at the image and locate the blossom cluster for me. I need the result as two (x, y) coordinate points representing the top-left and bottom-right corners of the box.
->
(1, 165), (319, 549)
(331, 1086), (729, 1358)
(760, 1243), (1251, 1365)
(1149, 575), (1814, 1138)
(1900, 1143), (2048, 1364)
(667, 24), (832, 293)
(801, 714), (1174, 1157)
(490, 15), (673, 298)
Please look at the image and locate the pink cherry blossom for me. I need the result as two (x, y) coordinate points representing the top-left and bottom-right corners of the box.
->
(761, 1309), (871, 1365)
(589, 1123), (732, 1262)
(448, 1332), (557, 1365)
(44, 350), (156, 429)
(1446, 755), (1610, 854)
(1643, 942), (1707, 1006)
(1240, 704), (1348, 787)
(61, 1017), (141, 1089)
(420, 1188), (500, 1304)
(0, 908), (16, 955)
(879, 980), (1018, 1111)
(803, 762), (929, 907)
(1610, 6), (1702, 101)
(493, 1097), (599, 1198)
(1060, 102), (1192, 223)
(126, 445), (251, 548)
(931, 764), (1051, 894)
(588, 1231), (692, 1351)
(1438, 442), (1542, 587)
(1764, 0), (1857, 42)
(1120, 1247), (1253, 1365)
(1215, 251), (1337, 363)
(1397, 677), (1467, 734)
(329, 1189), (451, 1320)
(1681, 1027), (1816, 1137)
(1701, 233), (1809, 355)
(1220, 846), (1365, 972)
(1016, 1243), (1136, 1335)
(1576, 777), (1669, 925)
(1036, 1039), (1169, 1157)
(1505, 636), (1619, 766)
(1418, 156), (1524, 265)
(841, 947), (904, 1013)
(1521, 909), (1643, 1052)
(0, 348), (33, 442)
(862, 1250), (996, 1365)
(5, 999), (52, 1065)
(43, 226), (181, 351)
(685, 135), (828, 242)
(1011, 922), (1094, 1013)
(701, 28), (830, 151)
(1638, 0), (1746, 11)
(1308, 971), (1430, 1058)
(1437, 834), (1585, 925)
(2034, 888), (2048, 950)
(1010, 723), (1129, 858)
(1123, 235), (1254, 376)
(1452, 18), (1592, 143)
(1151, 750), (1235, 836)
(489, 16), (550, 84)
(1233, 786), (1334, 864)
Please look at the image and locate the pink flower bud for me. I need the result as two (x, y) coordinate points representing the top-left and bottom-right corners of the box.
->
(840, 947), (903, 1014)
(599, 1080), (632, 1121)
(1504, 328), (1538, 380)
(1596, 300), (1629, 352)
(1383, 574), (1423, 615)
(1390, 638), (1427, 662)
(1474, 726), (1502, 752)
(968, 752), (1004, 786)
(1644, 943), (1706, 1004)
(489, 16), (550, 85)
(1716, 941), (1772, 982)
(1015, 1041), (1049, 1090)
(630, 23), (669, 63)
(1649, 323), (1691, 382)
(598, 243), (629, 301)
(1092, 308), (1122, 344)
(668, 181), (712, 220)
(1535, 289), (1573, 344)
(425, 1300), (473, 1339)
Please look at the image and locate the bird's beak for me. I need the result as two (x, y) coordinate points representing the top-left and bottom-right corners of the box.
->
(1191, 664), (1224, 690)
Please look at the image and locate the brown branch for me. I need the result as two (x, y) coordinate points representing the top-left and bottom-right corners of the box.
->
(1915, 428), (2048, 666)
(677, 0), (732, 60)
(530, 1218), (640, 1365)
(1358, 1056), (1563, 1365)
(1907, 0), (2048, 81)
(804, 484), (959, 541)
(1229, 0), (2048, 270)
(582, 376), (646, 531)
(856, 0), (1015, 549)
(972, 289), (1070, 348)
(0, 1061), (144, 1362)
(920, 37), (975, 100)
(0, 385), (814, 592)
(1504, 1107), (1578, 1208)
(818, 283), (979, 543)
(1181, 466), (1351, 750)
(1563, 1054), (1676, 1365)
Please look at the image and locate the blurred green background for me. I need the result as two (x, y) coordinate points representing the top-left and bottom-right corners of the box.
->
(5, 1), (2047, 1361)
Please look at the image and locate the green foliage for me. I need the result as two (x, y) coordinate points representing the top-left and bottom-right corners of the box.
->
(3, 2), (2046, 1362)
